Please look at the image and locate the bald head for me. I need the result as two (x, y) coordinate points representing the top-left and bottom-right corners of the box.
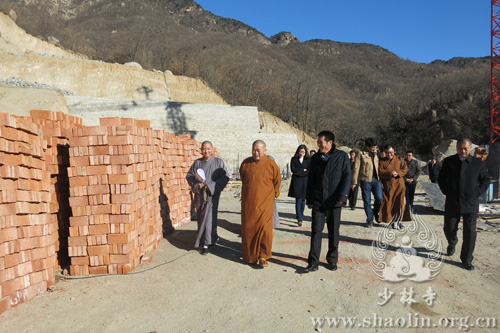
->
(252, 140), (267, 162)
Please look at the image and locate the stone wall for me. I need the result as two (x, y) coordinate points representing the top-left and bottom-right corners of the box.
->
(67, 96), (299, 174)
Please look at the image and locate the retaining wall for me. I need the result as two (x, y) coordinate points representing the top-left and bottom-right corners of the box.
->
(67, 96), (299, 174)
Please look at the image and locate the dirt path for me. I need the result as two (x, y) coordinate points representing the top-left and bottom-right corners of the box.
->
(0, 183), (499, 332)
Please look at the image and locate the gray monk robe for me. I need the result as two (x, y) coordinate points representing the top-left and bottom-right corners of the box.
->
(186, 157), (229, 248)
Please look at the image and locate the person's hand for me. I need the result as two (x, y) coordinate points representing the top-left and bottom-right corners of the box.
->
(307, 204), (313, 209)
(198, 183), (204, 189)
(339, 200), (345, 205)
(392, 171), (398, 178)
(406, 178), (413, 183)
(351, 184), (356, 191)
(303, 169), (307, 171)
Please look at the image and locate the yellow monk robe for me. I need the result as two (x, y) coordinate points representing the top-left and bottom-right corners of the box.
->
(239, 155), (281, 263)
(378, 155), (411, 222)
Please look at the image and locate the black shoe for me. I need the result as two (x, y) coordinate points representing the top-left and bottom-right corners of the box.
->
(297, 220), (303, 227)
(462, 263), (474, 271)
(366, 221), (373, 228)
(327, 263), (338, 271)
(303, 263), (318, 273)
(209, 237), (220, 247)
(201, 247), (209, 255)
(446, 245), (455, 256)
(350, 207), (355, 210)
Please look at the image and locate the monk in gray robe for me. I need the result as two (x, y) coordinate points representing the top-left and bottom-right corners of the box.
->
(186, 141), (229, 255)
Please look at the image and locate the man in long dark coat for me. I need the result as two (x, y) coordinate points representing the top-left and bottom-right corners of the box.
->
(438, 138), (490, 270)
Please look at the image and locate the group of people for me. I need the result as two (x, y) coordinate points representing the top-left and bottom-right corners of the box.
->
(290, 138), (420, 231)
(186, 134), (490, 272)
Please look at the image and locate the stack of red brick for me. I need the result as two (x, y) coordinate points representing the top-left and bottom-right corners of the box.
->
(0, 112), (56, 313)
(66, 117), (201, 275)
(0, 109), (206, 314)
(28, 110), (83, 268)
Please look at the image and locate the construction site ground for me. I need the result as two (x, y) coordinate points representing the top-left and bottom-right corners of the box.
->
(0, 181), (499, 332)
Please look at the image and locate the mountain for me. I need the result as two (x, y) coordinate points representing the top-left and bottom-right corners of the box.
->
(0, 0), (490, 155)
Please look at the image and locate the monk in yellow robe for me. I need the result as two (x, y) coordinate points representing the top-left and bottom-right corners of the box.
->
(378, 145), (411, 227)
(239, 140), (281, 268)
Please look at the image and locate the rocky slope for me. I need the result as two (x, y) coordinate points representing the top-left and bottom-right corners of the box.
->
(0, 11), (226, 105)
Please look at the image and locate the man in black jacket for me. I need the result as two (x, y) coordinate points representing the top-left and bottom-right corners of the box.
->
(438, 138), (490, 271)
(404, 150), (419, 210)
(428, 157), (440, 183)
(304, 130), (351, 272)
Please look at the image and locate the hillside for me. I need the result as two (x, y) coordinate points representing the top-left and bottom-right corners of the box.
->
(0, 0), (490, 155)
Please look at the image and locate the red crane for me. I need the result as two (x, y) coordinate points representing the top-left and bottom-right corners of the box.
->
(492, 0), (500, 142)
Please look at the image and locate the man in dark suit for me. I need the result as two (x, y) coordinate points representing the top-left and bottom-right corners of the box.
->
(304, 130), (351, 272)
(428, 157), (440, 183)
(438, 139), (490, 270)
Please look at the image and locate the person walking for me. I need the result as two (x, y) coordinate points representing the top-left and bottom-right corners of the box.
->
(438, 138), (490, 270)
(240, 140), (281, 268)
(348, 150), (358, 210)
(351, 138), (383, 228)
(186, 141), (229, 255)
(304, 131), (351, 272)
(288, 145), (310, 226)
(378, 145), (410, 228)
(428, 157), (440, 183)
(404, 150), (419, 210)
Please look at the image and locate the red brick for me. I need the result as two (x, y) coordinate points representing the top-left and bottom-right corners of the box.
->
(68, 136), (89, 147)
(87, 184), (109, 195)
(69, 216), (89, 227)
(0, 112), (17, 127)
(108, 174), (133, 185)
(31, 247), (48, 261)
(136, 120), (150, 128)
(107, 135), (133, 146)
(88, 266), (108, 275)
(91, 205), (112, 215)
(4, 254), (19, 269)
(140, 255), (153, 265)
(108, 234), (130, 244)
(86, 126), (108, 136)
(71, 256), (89, 266)
(1, 277), (20, 298)
(0, 296), (11, 315)
(68, 196), (89, 207)
(109, 155), (135, 165)
(70, 156), (90, 167)
(68, 236), (87, 247)
(15, 261), (33, 278)
(99, 118), (121, 126)
(110, 252), (134, 264)
(119, 263), (134, 274)
(89, 224), (110, 235)
(87, 245), (109, 256)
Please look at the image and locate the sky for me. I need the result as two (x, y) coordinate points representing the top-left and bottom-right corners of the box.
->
(195, 0), (490, 64)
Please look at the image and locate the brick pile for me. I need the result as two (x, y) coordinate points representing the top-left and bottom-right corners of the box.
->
(67, 118), (201, 275)
(0, 110), (204, 314)
(28, 110), (83, 268)
(0, 112), (56, 313)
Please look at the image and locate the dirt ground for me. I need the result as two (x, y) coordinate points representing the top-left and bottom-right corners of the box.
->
(0, 180), (499, 332)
